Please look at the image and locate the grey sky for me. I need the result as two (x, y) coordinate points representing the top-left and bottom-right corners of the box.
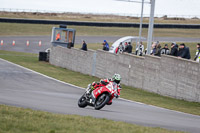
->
(1, 0), (200, 17)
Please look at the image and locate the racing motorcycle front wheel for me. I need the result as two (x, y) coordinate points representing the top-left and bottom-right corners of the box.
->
(94, 93), (110, 110)
(78, 93), (88, 108)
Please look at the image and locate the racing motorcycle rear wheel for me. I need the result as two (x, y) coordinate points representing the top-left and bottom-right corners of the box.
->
(94, 93), (110, 110)
(78, 93), (88, 108)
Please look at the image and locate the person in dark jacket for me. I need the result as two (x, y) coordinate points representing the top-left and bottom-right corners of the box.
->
(161, 44), (170, 55)
(81, 40), (87, 51)
(102, 40), (109, 51)
(170, 42), (178, 56)
(154, 43), (161, 56)
(126, 42), (133, 53)
(178, 43), (191, 59)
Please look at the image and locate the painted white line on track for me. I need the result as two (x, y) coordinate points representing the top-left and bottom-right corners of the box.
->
(0, 58), (199, 117)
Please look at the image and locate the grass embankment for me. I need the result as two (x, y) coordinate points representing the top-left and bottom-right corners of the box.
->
(0, 22), (200, 38)
(0, 50), (200, 116)
(0, 105), (184, 133)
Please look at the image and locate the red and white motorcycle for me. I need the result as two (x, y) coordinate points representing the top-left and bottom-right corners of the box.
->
(78, 81), (120, 110)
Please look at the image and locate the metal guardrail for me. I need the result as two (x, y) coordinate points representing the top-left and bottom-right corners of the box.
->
(0, 18), (200, 29)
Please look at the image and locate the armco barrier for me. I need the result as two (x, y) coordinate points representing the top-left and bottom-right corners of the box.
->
(50, 46), (200, 102)
(1, 18), (200, 29)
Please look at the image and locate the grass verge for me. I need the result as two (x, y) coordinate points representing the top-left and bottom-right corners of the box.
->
(0, 50), (200, 116)
(0, 22), (199, 38)
(0, 105), (184, 133)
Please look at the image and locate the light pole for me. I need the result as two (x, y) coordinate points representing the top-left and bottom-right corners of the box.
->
(147, 0), (155, 54)
(137, 0), (144, 55)
(114, 0), (154, 55)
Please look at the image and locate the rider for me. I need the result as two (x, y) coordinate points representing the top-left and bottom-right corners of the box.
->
(90, 74), (122, 104)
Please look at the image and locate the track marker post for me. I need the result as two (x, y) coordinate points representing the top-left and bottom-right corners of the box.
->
(39, 41), (42, 47)
(1, 40), (3, 46)
(26, 40), (30, 46)
(12, 40), (15, 46)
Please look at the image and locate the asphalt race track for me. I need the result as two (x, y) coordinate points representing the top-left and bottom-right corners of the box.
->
(1, 36), (200, 54)
(0, 58), (200, 133)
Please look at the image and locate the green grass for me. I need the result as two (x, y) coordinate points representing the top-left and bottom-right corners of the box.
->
(0, 105), (184, 133)
(0, 22), (199, 38)
(0, 50), (200, 116)
(76, 43), (103, 51)
(121, 85), (200, 115)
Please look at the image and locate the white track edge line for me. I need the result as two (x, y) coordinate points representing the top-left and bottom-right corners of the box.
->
(0, 58), (199, 117)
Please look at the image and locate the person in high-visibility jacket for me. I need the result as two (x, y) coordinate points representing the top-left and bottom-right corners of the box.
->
(194, 43), (200, 62)
(56, 32), (61, 41)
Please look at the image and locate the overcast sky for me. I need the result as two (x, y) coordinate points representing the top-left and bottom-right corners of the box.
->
(1, 0), (200, 17)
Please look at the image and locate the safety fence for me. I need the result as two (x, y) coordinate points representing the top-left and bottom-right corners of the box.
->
(50, 46), (200, 102)
(1, 8), (200, 19)
(1, 18), (200, 29)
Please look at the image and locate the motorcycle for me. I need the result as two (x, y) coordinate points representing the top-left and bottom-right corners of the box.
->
(78, 81), (120, 110)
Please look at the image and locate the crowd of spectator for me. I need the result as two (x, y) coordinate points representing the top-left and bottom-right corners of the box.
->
(80, 39), (200, 63)
(150, 41), (192, 60)
(114, 42), (133, 54)
(124, 41), (199, 62)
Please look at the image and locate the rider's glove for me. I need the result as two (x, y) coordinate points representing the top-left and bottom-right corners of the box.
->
(118, 84), (122, 89)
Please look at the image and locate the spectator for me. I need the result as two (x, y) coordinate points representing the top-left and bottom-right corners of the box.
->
(102, 40), (109, 51)
(150, 42), (157, 55)
(154, 43), (161, 56)
(125, 42), (128, 49)
(161, 44), (170, 55)
(81, 40), (87, 51)
(194, 43), (200, 62)
(56, 32), (61, 41)
(124, 42), (128, 52)
(178, 43), (191, 59)
(170, 42), (178, 56)
(115, 42), (124, 54)
(136, 41), (144, 55)
(139, 41), (144, 56)
(126, 42), (133, 54)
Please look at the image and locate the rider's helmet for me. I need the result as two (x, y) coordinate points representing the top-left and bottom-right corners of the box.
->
(112, 74), (121, 84)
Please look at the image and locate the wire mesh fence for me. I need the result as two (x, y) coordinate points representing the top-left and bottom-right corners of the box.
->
(0, 8), (199, 19)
